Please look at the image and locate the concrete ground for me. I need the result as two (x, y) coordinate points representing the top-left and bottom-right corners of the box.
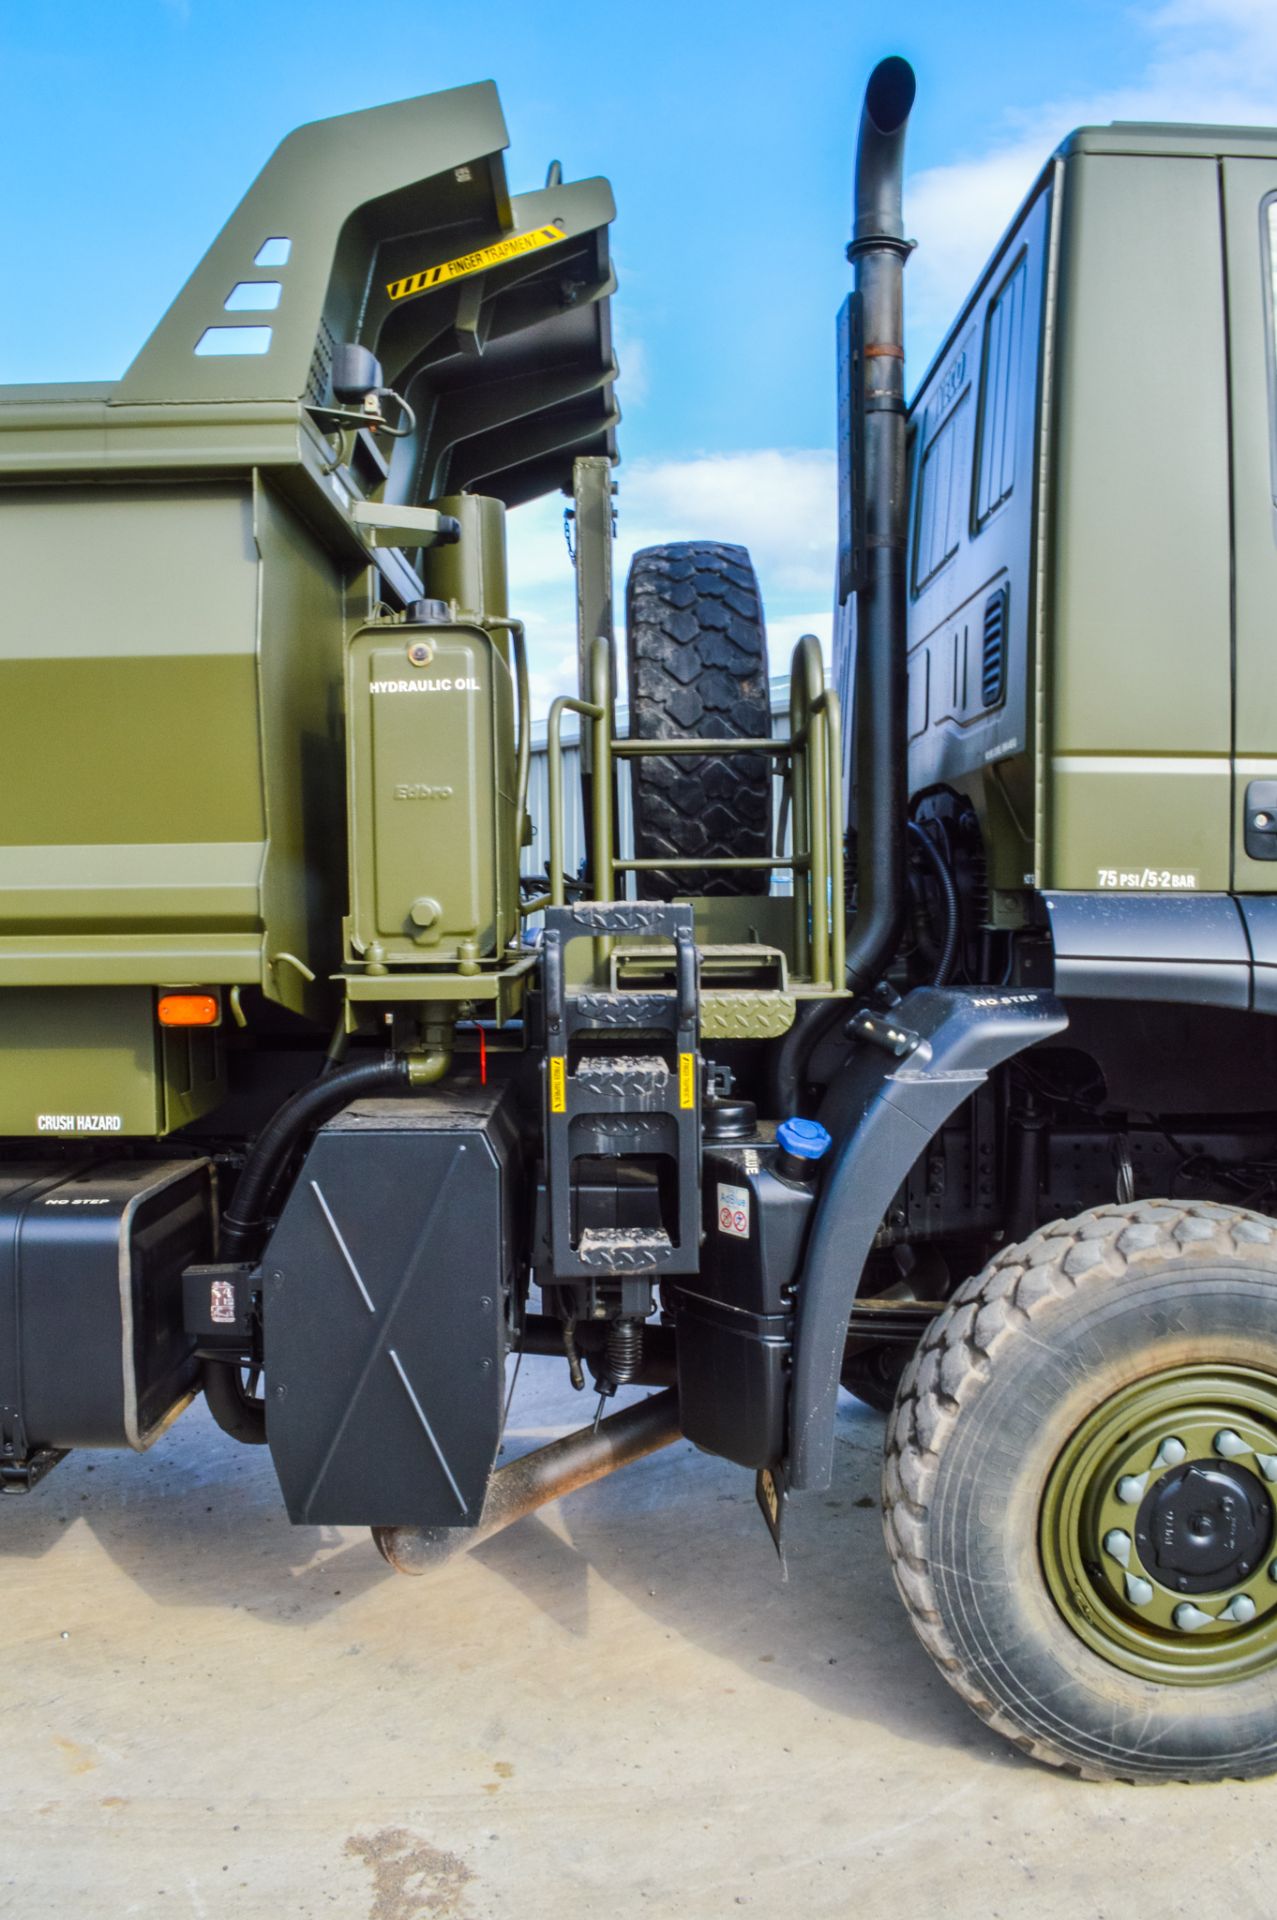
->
(1, 1364), (1273, 1920)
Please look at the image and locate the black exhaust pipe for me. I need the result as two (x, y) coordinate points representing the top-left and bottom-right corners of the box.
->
(774, 55), (916, 1113)
(843, 54), (915, 998)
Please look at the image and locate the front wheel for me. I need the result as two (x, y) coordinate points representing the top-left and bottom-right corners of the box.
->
(884, 1202), (1277, 1781)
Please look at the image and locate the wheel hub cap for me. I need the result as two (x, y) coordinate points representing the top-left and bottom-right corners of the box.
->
(1135, 1459), (1273, 1593)
(1041, 1366), (1277, 1685)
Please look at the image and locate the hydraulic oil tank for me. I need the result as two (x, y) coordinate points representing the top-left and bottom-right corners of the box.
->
(344, 607), (519, 972)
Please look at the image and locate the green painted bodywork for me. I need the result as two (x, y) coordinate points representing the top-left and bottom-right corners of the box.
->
(896, 122), (1277, 907)
(0, 989), (224, 1138)
(0, 81), (617, 1134)
(344, 611), (519, 972)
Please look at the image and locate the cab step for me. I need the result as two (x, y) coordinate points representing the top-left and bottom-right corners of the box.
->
(542, 903), (701, 1280)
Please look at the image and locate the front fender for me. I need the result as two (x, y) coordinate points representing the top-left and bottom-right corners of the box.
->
(787, 986), (1067, 1490)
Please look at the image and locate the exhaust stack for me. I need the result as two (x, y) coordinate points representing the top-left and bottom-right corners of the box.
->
(773, 57), (916, 1112)
(842, 54), (916, 996)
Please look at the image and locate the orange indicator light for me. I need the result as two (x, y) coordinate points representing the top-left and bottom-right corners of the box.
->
(157, 993), (220, 1028)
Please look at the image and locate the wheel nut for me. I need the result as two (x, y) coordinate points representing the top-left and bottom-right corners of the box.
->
(1124, 1574), (1154, 1607)
(1214, 1429), (1249, 1459)
(1173, 1602), (1215, 1632)
(1103, 1529), (1133, 1567)
(1117, 1473), (1149, 1504)
(1151, 1436), (1187, 1470)
(1218, 1594), (1257, 1625)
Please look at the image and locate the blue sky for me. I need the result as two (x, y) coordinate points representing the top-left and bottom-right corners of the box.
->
(2, 0), (1274, 704)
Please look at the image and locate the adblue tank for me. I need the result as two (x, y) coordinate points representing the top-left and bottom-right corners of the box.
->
(673, 1121), (827, 1470)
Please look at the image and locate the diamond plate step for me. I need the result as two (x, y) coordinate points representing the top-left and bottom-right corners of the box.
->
(572, 1055), (670, 1104)
(576, 1226), (675, 1270)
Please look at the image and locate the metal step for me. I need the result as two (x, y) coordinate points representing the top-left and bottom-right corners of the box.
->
(613, 940), (788, 993)
(576, 1227), (675, 1271)
(572, 1055), (670, 1104)
(570, 989), (678, 1031)
(543, 900), (700, 1279)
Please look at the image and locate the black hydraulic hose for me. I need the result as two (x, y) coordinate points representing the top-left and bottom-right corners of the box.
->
(908, 821), (959, 986)
(205, 1053), (411, 1448)
(203, 1361), (269, 1447)
(219, 1054), (409, 1261)
(772, 56), (916, 1118)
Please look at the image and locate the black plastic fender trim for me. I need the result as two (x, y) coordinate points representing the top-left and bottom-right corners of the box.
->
(1044, 892), (1251, 1010)
(787, 986), (1068, 1491)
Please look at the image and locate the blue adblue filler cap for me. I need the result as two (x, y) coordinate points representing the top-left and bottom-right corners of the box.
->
(776, 1116), (832, 1163)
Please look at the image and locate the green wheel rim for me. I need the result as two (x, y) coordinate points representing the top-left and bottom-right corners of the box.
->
(1040, 1364), (1277, 1686)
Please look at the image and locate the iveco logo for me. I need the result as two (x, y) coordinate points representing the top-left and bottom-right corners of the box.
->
(937, 350), (967, 412)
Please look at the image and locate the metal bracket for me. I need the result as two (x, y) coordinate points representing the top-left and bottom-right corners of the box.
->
(846, 1006), (922, 1058)
(755, 1463), (789, 1580)
(0, 1446), (67, 1494)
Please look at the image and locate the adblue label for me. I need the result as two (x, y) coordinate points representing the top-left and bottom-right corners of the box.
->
(717, 1181), (750, 1239)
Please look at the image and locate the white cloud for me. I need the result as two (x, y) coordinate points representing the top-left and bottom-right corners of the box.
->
(527, 638), (580, 718)
(506, 448), (838, 714)
(617, 450), (834, 600)
(907, 0), (1277, 362)
(612, 318), (649, 410)
(512, 0), (1277, 715)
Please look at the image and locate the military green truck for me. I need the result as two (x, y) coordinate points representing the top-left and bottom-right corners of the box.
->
(4, 54), (1277, 1783)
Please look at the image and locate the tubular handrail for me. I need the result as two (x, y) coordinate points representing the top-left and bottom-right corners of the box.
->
(811, 683), (845, 988)
(789, 636), (829, 984)
(616, 855), (806, 872)
(589, 634), (614, 915)
(609, 736), (793, 757)
(547, 692), (603, 907)
(544, 633), (844, 988)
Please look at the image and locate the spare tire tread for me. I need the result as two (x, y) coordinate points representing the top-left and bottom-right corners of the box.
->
(626, 541), (771, 899)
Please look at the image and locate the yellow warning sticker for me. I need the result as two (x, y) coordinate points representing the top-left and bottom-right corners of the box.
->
(386, 223), (567, 303)
(679, 1053), (696, 1111)
(549, 1055), (567, 1115)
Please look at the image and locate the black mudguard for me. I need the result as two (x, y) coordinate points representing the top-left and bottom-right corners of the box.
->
(787, 986), (1067, 1490)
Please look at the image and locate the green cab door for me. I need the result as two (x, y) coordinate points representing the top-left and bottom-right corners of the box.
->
(1224, 157), (1277, 890)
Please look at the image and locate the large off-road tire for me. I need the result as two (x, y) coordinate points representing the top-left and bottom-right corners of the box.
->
(626, 542), (771, 899)
(883, 1201), (1277, 1781)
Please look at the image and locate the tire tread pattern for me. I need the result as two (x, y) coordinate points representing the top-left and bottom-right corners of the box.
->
(882, 1199), (1277, 1782)
(626, 541), (771, 899)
